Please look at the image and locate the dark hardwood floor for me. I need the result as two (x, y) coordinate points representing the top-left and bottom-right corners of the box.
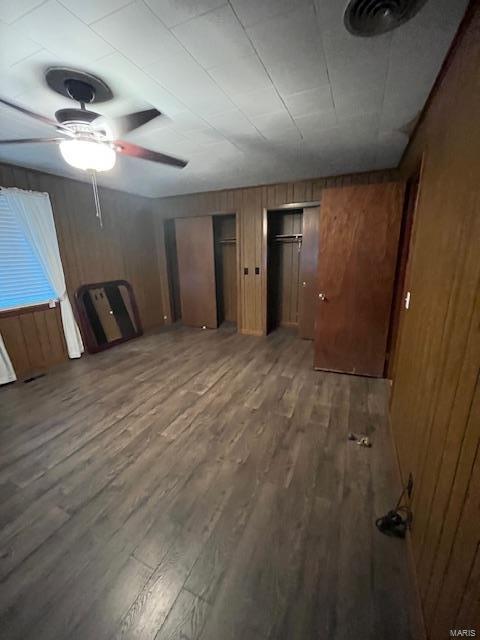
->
(0, 326), (421, 640)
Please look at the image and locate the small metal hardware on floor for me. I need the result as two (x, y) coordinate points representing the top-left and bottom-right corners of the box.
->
(348, 432), (372, 447)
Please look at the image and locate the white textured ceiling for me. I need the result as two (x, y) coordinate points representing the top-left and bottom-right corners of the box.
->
(0, 0), (468, 197)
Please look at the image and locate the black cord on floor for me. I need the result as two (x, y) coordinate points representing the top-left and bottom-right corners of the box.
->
(375, 485), (413, 538)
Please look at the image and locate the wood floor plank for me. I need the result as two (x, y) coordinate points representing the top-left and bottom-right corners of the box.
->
(0, 326), (420, 640)
(154, 589), (210, 640)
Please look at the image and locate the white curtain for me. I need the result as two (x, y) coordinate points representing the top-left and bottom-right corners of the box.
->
(2, 188), (84, 359)
(0, 332), (16, 384)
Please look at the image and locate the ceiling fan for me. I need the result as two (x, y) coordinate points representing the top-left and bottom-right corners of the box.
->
(0, 68), (188, 226)
(0, 67), (188, 173)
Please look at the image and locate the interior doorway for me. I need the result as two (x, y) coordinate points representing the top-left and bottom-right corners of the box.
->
(213, 214), (237, 328)
(164, 213), (238, 330)
(264, 204), (320, 338)
(386, 160), (423, 379)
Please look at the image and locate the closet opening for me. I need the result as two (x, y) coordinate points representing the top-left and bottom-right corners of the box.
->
(165, 213), (238, 330)
(265, 204), (320, 339)
(213, 213), (237, 330)
(266, 209), (303, 334)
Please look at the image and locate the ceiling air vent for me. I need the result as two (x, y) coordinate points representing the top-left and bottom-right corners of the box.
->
(344, 0), (428, 36)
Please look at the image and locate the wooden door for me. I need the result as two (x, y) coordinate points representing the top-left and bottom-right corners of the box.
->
(298, 206), (320, 339)
(314, 183), (404, 376)
(175, 216), (218, 329)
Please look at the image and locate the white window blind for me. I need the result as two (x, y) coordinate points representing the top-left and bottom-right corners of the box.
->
(0, 194), (56, 311)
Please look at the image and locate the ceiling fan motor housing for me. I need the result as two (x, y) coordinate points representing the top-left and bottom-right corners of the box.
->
(55, 108), (101, 125)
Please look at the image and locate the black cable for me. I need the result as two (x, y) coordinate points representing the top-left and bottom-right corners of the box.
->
(375, 485), (413, 538)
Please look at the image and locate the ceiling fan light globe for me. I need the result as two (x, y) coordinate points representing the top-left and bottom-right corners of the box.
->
(59, 139), (116, 171)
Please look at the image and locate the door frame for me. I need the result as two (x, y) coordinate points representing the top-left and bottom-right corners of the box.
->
(162, 210), (240, 329)
(387, 154), (426, 381)
(261, 201), (321, 335)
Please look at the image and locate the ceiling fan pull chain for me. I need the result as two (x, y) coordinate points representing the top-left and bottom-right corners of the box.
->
(90, 170), (103, 229)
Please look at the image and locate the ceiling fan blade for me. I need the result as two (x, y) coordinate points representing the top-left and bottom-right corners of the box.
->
(0, 97), (69, 132)
(0, 137), (66, 145)
(112, 108), (162, 134)
(115, 140), (188, 168)
(91, 108), (162, 138)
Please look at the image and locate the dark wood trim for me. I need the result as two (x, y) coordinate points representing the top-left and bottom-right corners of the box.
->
(268, 201), (321, 210)
(385, 156), (424, 379)
(0, 301), (57, 319)
(262, 207), (268, 336)
(400, 0), (475, 166)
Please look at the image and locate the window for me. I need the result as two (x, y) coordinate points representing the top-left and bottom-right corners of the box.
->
(0, 195), (56, 311)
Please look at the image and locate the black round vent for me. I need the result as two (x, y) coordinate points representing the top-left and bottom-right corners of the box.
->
(344, 0), (428, 36)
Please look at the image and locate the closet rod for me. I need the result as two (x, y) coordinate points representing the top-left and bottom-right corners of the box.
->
(218, 238), (236, 244)
(273, 233), (303, 239)
(272, 235), (303, 243)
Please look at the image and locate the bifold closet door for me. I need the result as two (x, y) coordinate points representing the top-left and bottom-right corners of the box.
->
(298, 206), (320, 339)
(314, 183), (404, 376)
(175, 216), (218, 329)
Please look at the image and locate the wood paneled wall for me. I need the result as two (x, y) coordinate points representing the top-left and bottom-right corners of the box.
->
(153, 170), (398, 335)
(390, 4), (480, 638)
(0, 305), (67, 377)
(0, 163), (165, 378)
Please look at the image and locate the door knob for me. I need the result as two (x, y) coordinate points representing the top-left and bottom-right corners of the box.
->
(318, 292), (326, 301)
(302, 281), (306, 287)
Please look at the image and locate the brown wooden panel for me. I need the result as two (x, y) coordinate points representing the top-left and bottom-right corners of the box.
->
(44, 306), (68, 365)
(241, 189), (262, 335)
(175, 216), (217, 329)
(0, 305), (68, 379)
(19, 313), (44, 373)
(0, 315), (30, 377)
(32, 310), (52, 365)
(388, 5), (480, 638)
(431, 437), (480, 637)
(314, 183), (404, 377)
(456, 542), (480, 633)
(299, 206), (320, 340)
